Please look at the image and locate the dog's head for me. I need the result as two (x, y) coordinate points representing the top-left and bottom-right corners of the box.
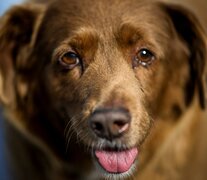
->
(0, 0), (206, 178)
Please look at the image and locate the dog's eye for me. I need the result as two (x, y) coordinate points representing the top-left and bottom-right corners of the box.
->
(59, 52), (80, 69)
(134, 49), (155, 68)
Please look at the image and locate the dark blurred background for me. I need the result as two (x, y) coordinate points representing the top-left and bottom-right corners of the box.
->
(0, 108), (7, 180)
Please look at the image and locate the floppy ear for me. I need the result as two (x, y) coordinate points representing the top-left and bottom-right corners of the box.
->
(161, 4), (207, 109)
(0, 4), (45, 106)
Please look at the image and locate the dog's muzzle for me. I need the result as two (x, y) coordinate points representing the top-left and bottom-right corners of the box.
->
(88, 107), (138, 173)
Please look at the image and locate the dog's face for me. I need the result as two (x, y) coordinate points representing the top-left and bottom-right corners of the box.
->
(0, 0), (206, 178)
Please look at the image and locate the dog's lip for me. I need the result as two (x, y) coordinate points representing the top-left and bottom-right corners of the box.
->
(93, 147), (138, 174)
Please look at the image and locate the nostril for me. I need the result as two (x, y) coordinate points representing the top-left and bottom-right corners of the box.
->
(91, 122), (104, 132)
(114, 120), (127, 127)
(113, 120), (130, 134)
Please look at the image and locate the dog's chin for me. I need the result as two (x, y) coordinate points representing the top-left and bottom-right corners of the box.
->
(94, 161), (138, 180)
(91, 146), (139, 179)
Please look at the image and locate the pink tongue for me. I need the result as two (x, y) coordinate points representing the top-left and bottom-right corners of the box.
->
(95, 148), (138, 173)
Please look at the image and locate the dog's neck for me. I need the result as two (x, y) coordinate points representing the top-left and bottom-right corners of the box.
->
(4, 106), (94, 179)
(137, 94), (206, 179)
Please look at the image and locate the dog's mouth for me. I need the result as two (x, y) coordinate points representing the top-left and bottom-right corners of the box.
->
(93, 147), (138, 174)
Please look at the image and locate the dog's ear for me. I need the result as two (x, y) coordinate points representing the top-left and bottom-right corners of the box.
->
(0, 4), (45, 106)
(161, 4), (207, 109)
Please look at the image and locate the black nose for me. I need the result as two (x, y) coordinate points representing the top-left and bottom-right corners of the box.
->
(89, 108), (131, 140)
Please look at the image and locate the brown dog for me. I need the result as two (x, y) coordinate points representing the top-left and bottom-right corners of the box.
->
(0, 0), (206, 179)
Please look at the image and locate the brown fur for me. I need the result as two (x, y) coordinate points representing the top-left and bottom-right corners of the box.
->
(0, 0), (206, 179)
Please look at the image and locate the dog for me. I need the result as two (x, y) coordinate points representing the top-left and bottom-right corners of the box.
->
(0, 0), (206, 179)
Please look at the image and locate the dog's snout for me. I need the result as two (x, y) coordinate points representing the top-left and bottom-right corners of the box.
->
(89, 108), (131, 140)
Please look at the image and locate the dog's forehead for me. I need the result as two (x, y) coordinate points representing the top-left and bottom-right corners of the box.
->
(36, 0), (172, 56)
(45, 0), (168, 29)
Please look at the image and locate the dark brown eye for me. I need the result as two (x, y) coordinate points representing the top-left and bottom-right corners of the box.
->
(59, 52), (80, 69)
(134, 49), (155, 67)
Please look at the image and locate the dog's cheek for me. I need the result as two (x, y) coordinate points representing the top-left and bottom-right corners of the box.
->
(44, 58), (90, 122)
(131, 64), (168, 135)
(125, 104), (152, 147)
(134, 63), (165, 107)
(48, 67), (81, 98)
